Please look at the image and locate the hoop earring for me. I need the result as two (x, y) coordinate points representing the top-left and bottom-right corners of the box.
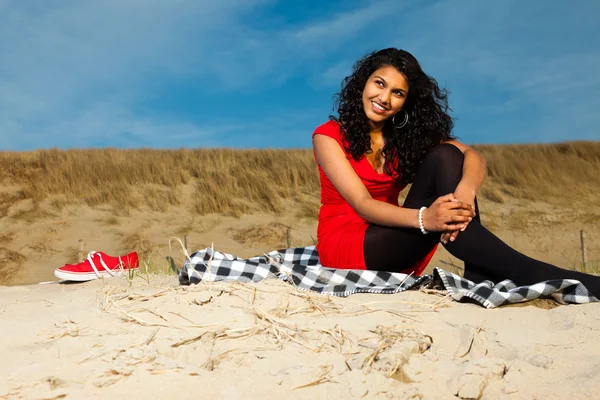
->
(392, 110), (408, 129)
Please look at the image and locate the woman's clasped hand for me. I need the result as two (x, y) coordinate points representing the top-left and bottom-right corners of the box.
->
(422, 194), (475, 233)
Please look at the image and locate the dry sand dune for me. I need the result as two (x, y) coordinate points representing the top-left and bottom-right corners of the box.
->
(1, 145), (600, 399)
(2, 274), (600, 399)
(0, 196), (597, 287)
(1, 144), (599, 286)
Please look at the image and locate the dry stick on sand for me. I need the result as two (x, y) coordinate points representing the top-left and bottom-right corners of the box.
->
(47, 317), (87, 341)
(359, 325), (432, 375)
(128, 308), (169, 322)
(174, 303), (323, 353)
(0, 377), (69, 399)
(121, 265), (424, 357)
(137, 328), (159, 347)
(386, 359), (413, 382)
(206, 344), (283, 370)
(251, 307), (305, 335)
(162, 282), (430, 374)
(264, 254), (297, 287)
(105, 295), (179, 329)
(172, 293), (350, 354)
(256, 284), (421, 338)
(172, 325), (264, 348)
(99, 287), (174, 315)
(169, 236), (210, 284)
(172, 331), (215, 348)
(267, 289), (346, 317)
(278, 292), (341, 318)
(320, 324), (353, 354)
(292, 365), (336, 390)
(167, 311), (201, 325)
(457, 320), (487, 358)
(353, 299), (443, 311)
(115, 252), (427, 366)
(343, 304), (419, 320)
(150, 369), (184, 375)
(126, 289), (172, 302)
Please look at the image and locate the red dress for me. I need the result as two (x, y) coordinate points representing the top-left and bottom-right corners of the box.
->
(312, 120), (437, 275)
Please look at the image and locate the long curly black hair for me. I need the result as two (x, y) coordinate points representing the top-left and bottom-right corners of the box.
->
(331, 48), (455, 184)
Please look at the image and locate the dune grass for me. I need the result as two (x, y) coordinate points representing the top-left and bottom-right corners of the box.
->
(475, 141), (600, 203)
(0, 142), (599, 221)
(0, 148), (319, 217)
(0, 247), (26, 284)
(1, 143), (597, 286)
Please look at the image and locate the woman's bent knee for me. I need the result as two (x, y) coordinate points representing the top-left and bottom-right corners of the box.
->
(422, 143), (464, 167)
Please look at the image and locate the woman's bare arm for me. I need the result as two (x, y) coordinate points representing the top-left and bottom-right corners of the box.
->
(313, 134), (474, 232)
(444, 140), (487, 205)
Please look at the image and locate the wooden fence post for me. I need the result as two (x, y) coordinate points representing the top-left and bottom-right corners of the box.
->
(184, 235), (190, 253)
(580, 230), (588, 272)
(77, 239), (84, 263)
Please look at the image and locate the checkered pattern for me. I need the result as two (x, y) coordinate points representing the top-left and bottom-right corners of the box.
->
(178, 246), (598, 308)
(432, 268), (598, 308)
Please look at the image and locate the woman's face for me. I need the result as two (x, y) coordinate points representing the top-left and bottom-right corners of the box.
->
(362, 65), (409, 129)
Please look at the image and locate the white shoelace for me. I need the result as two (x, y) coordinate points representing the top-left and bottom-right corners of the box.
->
(86, 251), (124, 278)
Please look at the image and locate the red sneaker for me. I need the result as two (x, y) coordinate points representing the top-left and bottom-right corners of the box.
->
(54, 251), (139, 282)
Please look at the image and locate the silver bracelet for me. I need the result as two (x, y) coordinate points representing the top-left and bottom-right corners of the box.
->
(418, 206), (429, 235)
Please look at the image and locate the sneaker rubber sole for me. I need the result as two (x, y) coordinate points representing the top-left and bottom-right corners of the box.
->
(54, 267), (138, 281)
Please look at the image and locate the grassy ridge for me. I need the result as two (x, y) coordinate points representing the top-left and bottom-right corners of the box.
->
(0, 142), (599, 218)
(476, 142), (600, 203)
(0, 149), (320, 217)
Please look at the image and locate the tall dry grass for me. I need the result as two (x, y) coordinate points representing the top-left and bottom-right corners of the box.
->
(475, 141), (600, 203)
(0, 148), (319, 217)
(0, 142), (599, 219)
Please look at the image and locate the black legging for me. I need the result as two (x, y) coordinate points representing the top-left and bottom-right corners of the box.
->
(364, 143), (600, 297)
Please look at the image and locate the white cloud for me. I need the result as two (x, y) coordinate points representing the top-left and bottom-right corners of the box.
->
(289, 0), (401, 50)
(318, 60), (352, 87)
(0, 0), (276, 149)
(1, 102), (218, 150)
(1, 0), (598, 148)
(0, 0), (405, 149)
(392, 0), (600, 142)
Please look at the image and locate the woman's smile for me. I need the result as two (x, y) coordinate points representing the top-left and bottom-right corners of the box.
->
(362, 65), (409, 128)
(370, 100), (389, 114)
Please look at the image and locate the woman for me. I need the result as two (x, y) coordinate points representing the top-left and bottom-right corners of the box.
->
(312, 48), (600, 297)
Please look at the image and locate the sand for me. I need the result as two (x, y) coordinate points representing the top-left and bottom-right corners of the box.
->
(1, 195), (599, 399)
(2, 196), (599, 287)
(1, 273), (600, 399)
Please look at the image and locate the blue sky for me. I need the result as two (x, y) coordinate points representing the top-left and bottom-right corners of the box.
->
(1, 0), (599, 150)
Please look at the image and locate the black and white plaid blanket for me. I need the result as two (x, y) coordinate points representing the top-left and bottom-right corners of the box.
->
(178, 246), (598, 308)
